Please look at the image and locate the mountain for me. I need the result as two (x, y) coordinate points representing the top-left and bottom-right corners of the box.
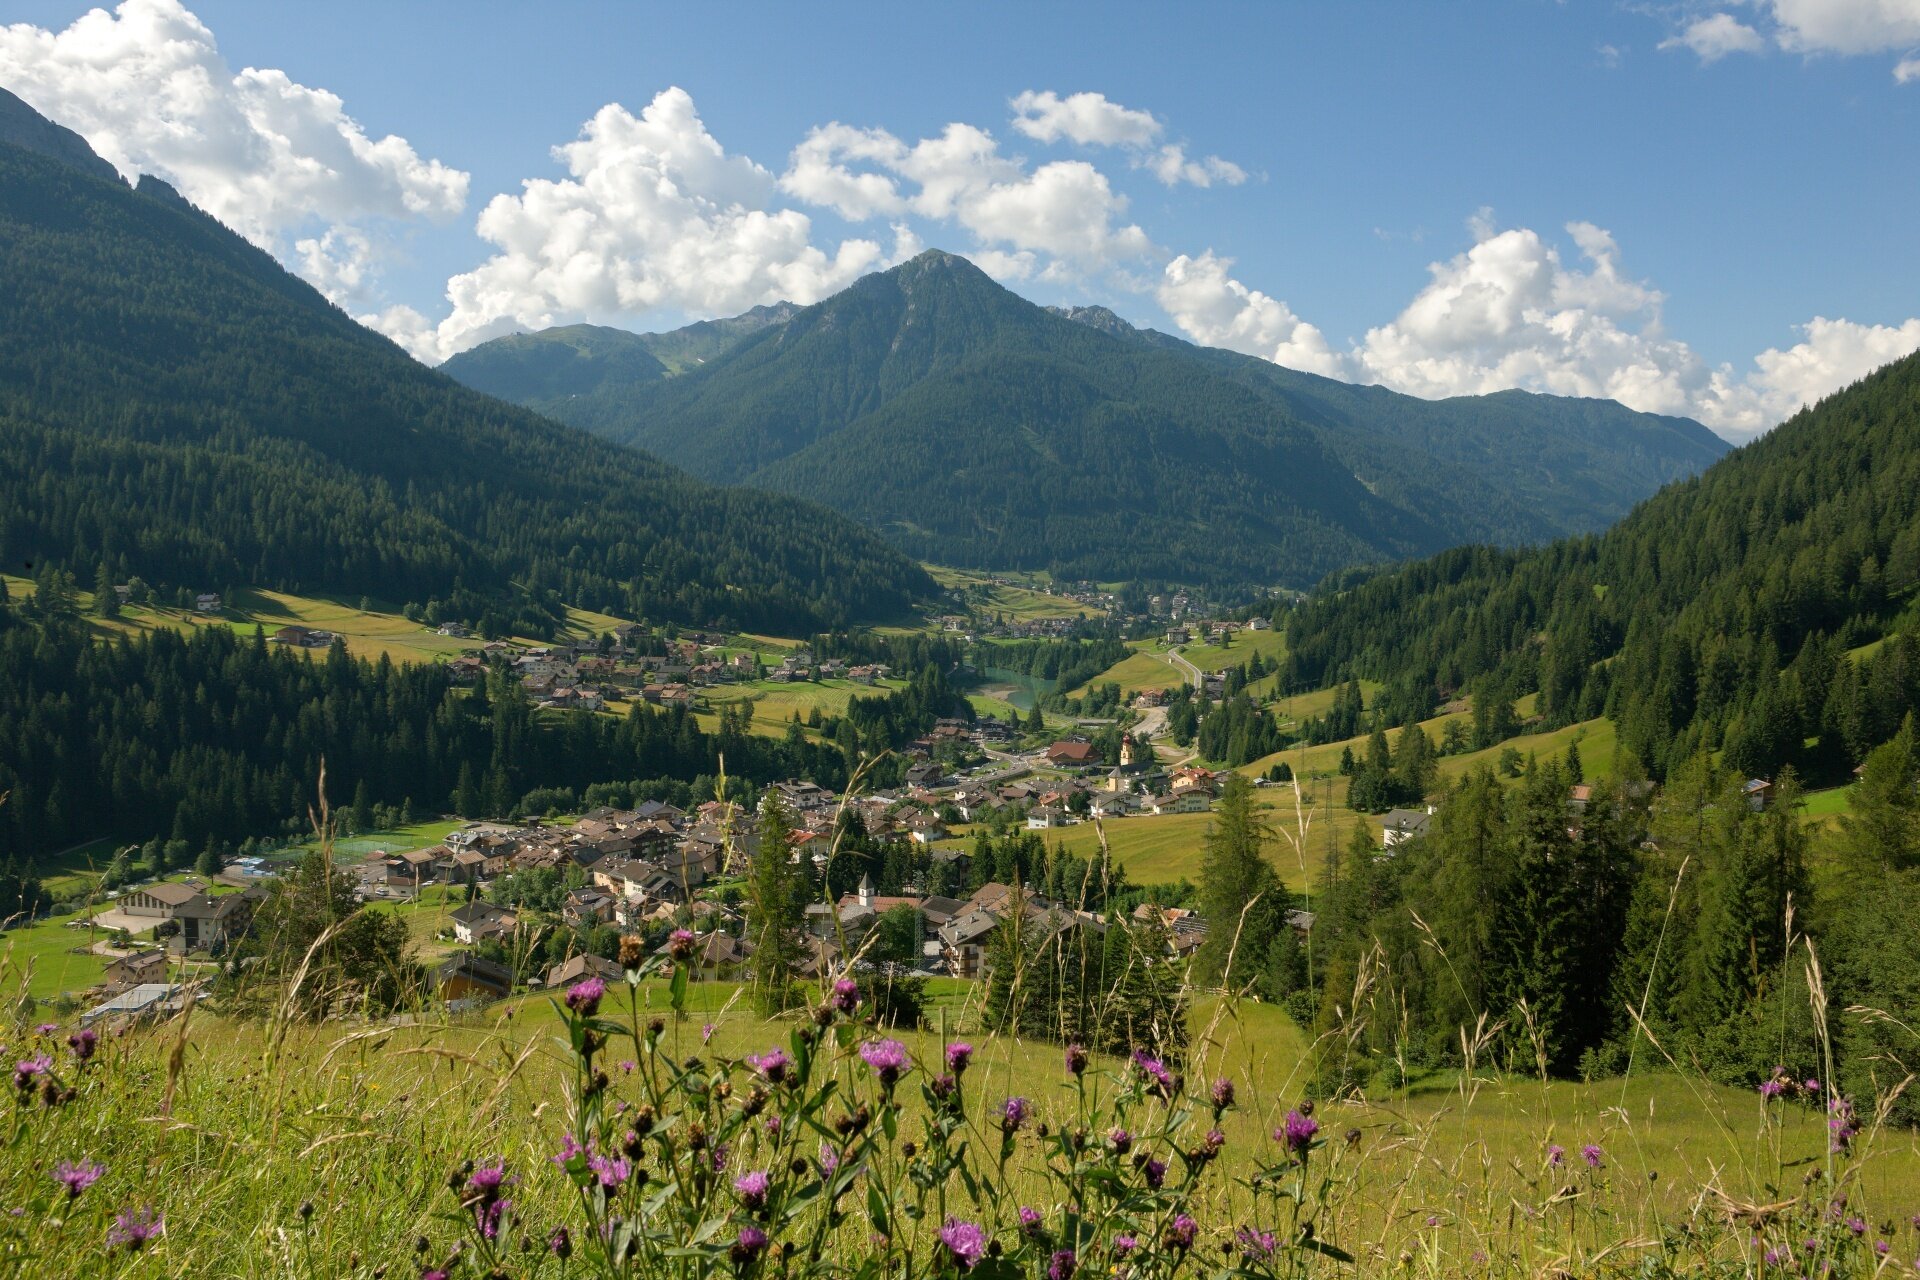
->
(1280, 349), (1920, 782)
(0, 94), (932, 634)
(0, 86), (120, 184)
(447, 251), (1727, 587)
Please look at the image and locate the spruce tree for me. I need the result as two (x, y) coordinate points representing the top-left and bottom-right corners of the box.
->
(1194, 773), (1283, 990)
(745, 790), (803, 1013)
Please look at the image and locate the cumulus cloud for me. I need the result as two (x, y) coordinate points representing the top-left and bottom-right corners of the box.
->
(1661, 13), (1768, 62)
(0, 0), (467, 275)
(1006, 89), (1245, 188)
(1010, 90), (1160, 147)
(1157, 252), (1345, 376)
(1661, 1), (1920, 78)
(777, 118), (1155, 282)
(380, 89), (896, 362)
(1746, 315), (1920, 416)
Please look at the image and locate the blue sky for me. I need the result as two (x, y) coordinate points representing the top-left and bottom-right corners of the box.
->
(4, 0), (1918, 436)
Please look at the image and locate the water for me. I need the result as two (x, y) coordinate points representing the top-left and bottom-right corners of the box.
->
(973, 666), (1059, 712)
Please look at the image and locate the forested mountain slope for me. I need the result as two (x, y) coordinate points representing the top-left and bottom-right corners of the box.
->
(0, 100), (931, 634)
(1282, 350), (1920, 782)
(449, 251), (1726, 586)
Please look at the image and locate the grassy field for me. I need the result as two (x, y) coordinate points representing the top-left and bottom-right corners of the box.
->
(1183, 626), (1288, 674)
(928, 566), (1105, 621)
(1, 969), (1913, 1278)
(1068, 649), (1186, 699)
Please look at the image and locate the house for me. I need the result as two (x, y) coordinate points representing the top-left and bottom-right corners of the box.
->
(1027, 805), (1069, 829)
(658, 931), (749, 980)
(169, 890), (251, 954)
(195, 593), (222, 614)
(1743, 778), (1774, 811)
(1380, 807), (1433, 848)
(1089, 792), (1136, 819)
(103, 950), (168, 992)
(436, 621), (473, 638)
(937, 910), (1002, 978)
(117, 882), (205, 919)
(562, 887), (619, 927)
(273, 625), (316, 646)
(1567, 784), (1593, 814)
(432, 953), (515, 1003)
(543, 953), (624, 990)
(904, 761), (945, 788)
(448, 901), (517, 945)
(1247, 617), (1271, 631)
(903, 811), (949, 844)
(81, 983), (186, 1028)
(1165, 628), (1190, 645)
(1046, 740), (1098, 768)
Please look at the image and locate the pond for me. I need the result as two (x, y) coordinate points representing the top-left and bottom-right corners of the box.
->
(970, 666), (1059, 712)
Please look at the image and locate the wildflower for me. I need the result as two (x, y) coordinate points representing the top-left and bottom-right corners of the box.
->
(12, 1053), (51, 1092)
(1236, 1227), (1278, 1261)
(939, 1219), (988, 1270)
(1804, 1078), (1821, 1093)
(473, 1196), (509, 1241)
(1018, 1206), (1046, 1240)
(832, 978), (860, 1013)
(1048, 1248), (1077, 1280)
(1210, 1077), (1235, 1110)
(746, 1049), (792, 1085)
(1143, 1157), (1167, 1189)
(1277, 1109), (1319, 1159)
(929, 1073), (957, 1102)
(1000, 1096), (1030, 1133)
(1108, 1126), (1133, 1154)
(764, 1115), (782, 1136)
(549, 1226), (573, 1259)
(468, 1161), (510, 1199)
(1064, 1043), (1088, 1076)
(587, 1152), (630, 1190)
(618, 933), (646, 970)
(1113, 1234), (1138, 1257)
(550, 1133), (586, 1167)
(1203, 1127), (1226, 1155)
(1759, 1078), (1785, 1099)
(1580, 1144), (1604, 1170)
(564, 976), (606, 1016)
(668, 929), (696, 959)
(819, 1144), (840, 1175)
(1546, 1144), (1565, 1168)
(67, 1028), (97, 1062)
(859, 1038), (910, 1088)
(1131, 1049), (1173, 1095)
(54, 1159), (105, 1199)
(1875, 1240), (1889, 1255)
(107, 1206), (163, 1251)
(34, 1022), (56, 1035)
(619, 1059), (637, 1074)
(732, 1225), (769, 1264)
(1165, 1214), (1198, 1250)
(1829, 1097), (1860, 1154)
(945, 1042), (974, 1075)
(1847, 1216), (1867, 1237)
(734, 1170), (771, 1210)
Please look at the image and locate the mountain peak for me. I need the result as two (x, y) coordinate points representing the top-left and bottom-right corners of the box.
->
(0, 86), (122, 185)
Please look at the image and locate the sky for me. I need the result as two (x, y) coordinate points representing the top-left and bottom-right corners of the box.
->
(3, 1), (1918, 439)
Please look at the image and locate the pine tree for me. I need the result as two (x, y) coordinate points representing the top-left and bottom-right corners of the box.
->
(745, 790), (803, 1013)
(1194, 773), (1284, 990)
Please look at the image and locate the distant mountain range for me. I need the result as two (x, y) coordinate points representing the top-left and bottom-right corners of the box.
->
(446, 251), (1729, 587)
(0, 90), (931, 634)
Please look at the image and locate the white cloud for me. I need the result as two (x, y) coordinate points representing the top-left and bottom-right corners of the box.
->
(0, 0), (467, 283)
(1746, 315), (1920, 415)
(1157, 252), (1346, 377)
(1900, 53), (1920, 78)
(1148, 145), (1248, 188)
(1009, 90), (1161, 148)
(383, 89), (893, 362)
(1660, 13), (1768, 62)
(1769, 0), (1920, 55)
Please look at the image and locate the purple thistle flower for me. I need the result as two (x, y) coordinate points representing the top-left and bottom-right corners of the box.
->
(1546, 1143), (1565, 1168)
(34, 1022), (57, 1035)
(473, 1197), (510, 1241)
(1580, 1143), (1604, 1170)
(550, 1132), (586, 1167)
(1064, 1043), (1088, 1076)
(1018, 1206), (1044, 1239)
(587, 1152), (630, 1190)
(733, 1225), (769, 1263)
(12, 1053), (51, 1092)
(929, 1073), (957, 1102)
(549, 1226), (572, 1258)
(564, 976), (606, 1016)
(819, 1143), (840, 1175)
(1108, 1126), (1133, 1154)
(939, 1218), (988, 1270)
(1236, 1227), (1278, 1261)
(860, 1037), (910, 1086)
(1759, 1078), (1785, 1099)
(1000, 1096), (1030, 1133)
(1112, 1234), (1138, 1257)
(764, 1114), (782, 1137)
(831, 977), (860, 1013)
(1277, 1109), (1319, 1158)
(1130, 1049), (1173, 1095)
(1804, 1078), (1821, 1093)
(702, 1022), (716, 1044)
(746, 1048), (791, 1084)
(1847, 1216), (1868, 1237)
(1829, 1097), (1860, 1153)
(67, 1028), (97, 1062)
(1202, 1127), (1226, 1155)
(107, 1206), (163, 1251)
(667, 928), (696, 959)
(468, 1161), (510, 1198)
(734, 1170), (771, 1210)
(1048, 1248), (1077, 1280)
(1143, 1157), (1167, 1189)
(54, 1159), (105, 1199)
(945, 1042), (973, 1074)
(1166, 1214), (1198, 1250)
(1210, 1076), (1236, 1110)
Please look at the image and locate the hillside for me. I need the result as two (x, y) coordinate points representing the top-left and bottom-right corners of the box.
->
(1281, 349), (1920, 781)
(0, 98), (931, 635)
(446, 252), (1727, 586)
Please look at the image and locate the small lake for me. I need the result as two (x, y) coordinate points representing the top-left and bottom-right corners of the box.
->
(971, 666), (1059, 712)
